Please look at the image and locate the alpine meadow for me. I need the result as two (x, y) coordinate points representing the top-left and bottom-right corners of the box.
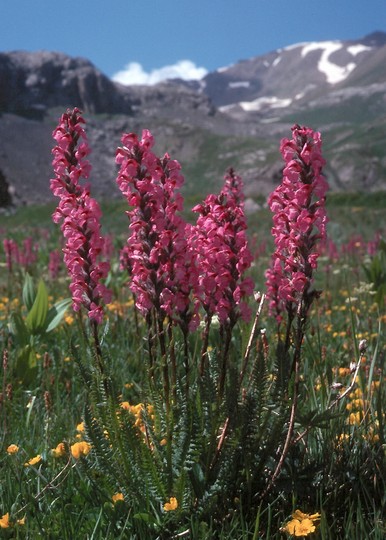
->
(0, 106), (385, 540)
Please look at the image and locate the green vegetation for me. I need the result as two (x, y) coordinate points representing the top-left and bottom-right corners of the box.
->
(0, 197), (385, 538)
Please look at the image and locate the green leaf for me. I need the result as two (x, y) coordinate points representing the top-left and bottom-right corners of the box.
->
(22, 273), (36, 311)
(190, 462), (206, 498)
(25, 279), (48, 334)
(9, 312), (29, 346)
(14, 345), (38, 386)
(133, 513), (157, 524)
(45, 298), (72, 332)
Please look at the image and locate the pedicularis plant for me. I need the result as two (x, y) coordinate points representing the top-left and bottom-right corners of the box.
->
(48, 109), (365, 537)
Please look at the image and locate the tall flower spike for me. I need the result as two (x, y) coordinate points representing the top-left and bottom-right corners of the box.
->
(116, 130), (199, 331)
(50, 108), (111, 324)
(192, 168), (254, 326)
(265, 124), (328, 320)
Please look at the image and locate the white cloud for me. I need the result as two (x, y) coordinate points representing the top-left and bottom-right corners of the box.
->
(112, 60), (208, 86)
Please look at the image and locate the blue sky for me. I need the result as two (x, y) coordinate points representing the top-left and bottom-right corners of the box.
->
(2, 0), (385, 84)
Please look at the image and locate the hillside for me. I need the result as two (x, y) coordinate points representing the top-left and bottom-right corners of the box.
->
(0, 31), (386, 207)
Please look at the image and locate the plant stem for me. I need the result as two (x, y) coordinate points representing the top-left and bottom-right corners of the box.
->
(218, 323), (232, 400)
(199, 313), (211, 376)
(168, 321), (177, 403)
(157, 315), (170, 417)
(91, 319), (104, 375)
(239, 293), (265, 389)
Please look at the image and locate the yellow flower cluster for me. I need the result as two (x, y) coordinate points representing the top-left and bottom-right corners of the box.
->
(112, 493), (124, 504)
(50, 421), (91, 460)
(0, 512), (25, 529)
(120, 401), (155, 434)
(24, 454), (42, 467)
(0, 297), (19, 321)
(345, 383), (383, 441)
(163, 497), (178, 512)
(281, 510), (321, 537)
(51, 442), (66, 458)
(70, 441), (91, 459)
(106, 298), (134, 317)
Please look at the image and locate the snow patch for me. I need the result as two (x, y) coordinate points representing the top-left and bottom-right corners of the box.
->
(283, 41), (310, 51)
(239, 96), (292, 112)
(218, 104), (235, 113)
(217, 65), (232, 73)
(228, 81), (250, 89)
(347, 44), (372, 56)
(272, 56), (281, 67)
(261, 117), (280, 123)
(301, 41), (356, 84)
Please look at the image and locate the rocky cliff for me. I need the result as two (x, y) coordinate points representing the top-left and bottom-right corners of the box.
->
(0, 32), (386, 207)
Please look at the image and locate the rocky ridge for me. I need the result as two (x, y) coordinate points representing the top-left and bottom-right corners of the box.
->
(0, 31), (386, 207)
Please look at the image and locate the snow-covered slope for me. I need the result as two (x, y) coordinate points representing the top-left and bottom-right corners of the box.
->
(199, 31), (386, 113)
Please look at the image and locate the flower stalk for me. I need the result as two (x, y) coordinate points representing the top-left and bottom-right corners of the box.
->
(264, 124), (328, 494)
(50, 108), (111, 370)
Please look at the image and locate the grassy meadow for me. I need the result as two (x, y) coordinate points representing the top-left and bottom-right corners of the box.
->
(0, 183), (385, 540)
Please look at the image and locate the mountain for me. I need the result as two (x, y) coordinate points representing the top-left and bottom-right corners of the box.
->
(0, 31), (386, 208)
(195, 31), (386, 110)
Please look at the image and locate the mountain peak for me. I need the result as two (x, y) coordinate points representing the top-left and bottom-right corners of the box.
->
(360, 31), (386, 47)
(0, 32), (385, 207)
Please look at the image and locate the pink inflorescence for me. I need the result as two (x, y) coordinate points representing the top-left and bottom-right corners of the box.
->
(192, 168), (254, 325)
(48, 249), (62, 280)
(50, 108), (111, 324)
(265, 125), (328, 320)
(3, 237), (38, 272)
(116, 130), (199, 331)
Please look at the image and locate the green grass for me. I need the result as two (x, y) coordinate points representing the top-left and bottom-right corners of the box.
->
(0, 198), (385, 538)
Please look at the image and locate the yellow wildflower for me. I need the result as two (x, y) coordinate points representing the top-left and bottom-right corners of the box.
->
(284, 518), (316, 536)
(112, 493), (124, 504)
(163, 497), (178, 512)
(0, 512), (25, 528)
(51, 442), (66, 458)
(24, 454), (42, 467)
(6, 444), (19, 454)
(336, 433), (350, 447)
(292, 510), (320, 521)
(70, 441), (91, 459)
(281, 510), (320, 537)
(76, 421), (85, 433)
(0, 513), (10, 528)
(348, 411), (362, 425)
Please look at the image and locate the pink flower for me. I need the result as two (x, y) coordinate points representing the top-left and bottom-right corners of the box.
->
(192, 168), (254, 325)
(3, 238), (18, 272)
(266, 125), (328, 319)
(2, 237), (38, 272)
(48, 249), (62, 279)
(116, 130), (199, 331)
(50, 108), (111, 323)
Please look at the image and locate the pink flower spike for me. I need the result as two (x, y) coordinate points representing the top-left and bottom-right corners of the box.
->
(192, 168), (253, 326)
(50, 108), (111, 324)
(265, 124), (328, 319)
(116, 130), (199, 331)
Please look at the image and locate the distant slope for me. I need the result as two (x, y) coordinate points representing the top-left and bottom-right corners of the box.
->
(0, 31), (385, 207)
